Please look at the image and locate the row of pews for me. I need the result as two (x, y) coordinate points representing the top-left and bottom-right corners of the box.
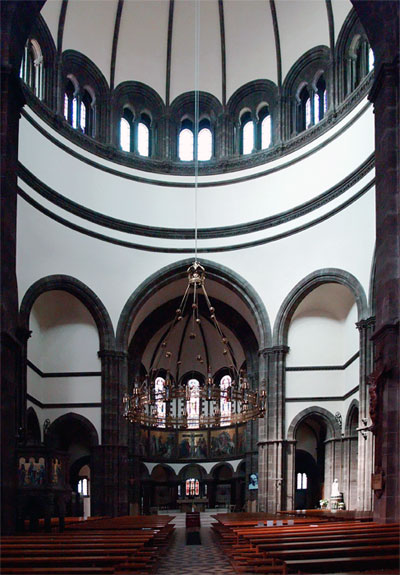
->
(211, 512), (400, 574)
(0, 515), (175, 575)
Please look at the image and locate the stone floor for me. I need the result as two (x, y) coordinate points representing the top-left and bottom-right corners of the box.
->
(157, 524), (233, 575)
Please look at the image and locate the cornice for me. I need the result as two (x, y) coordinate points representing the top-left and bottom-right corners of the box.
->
(22, 73), (372, 177)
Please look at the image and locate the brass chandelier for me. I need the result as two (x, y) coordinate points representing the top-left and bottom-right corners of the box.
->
(123, 262), (266, 429)
(122, 1), (266, 430)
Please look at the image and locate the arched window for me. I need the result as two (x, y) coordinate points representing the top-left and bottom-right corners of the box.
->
(241, 112), (254, 155)
(368, 47), (374, 72)
(220, 375), (232, 426)
(185, 478), (199, 497)
(187, 378), (200, 428)
(64, 79), (78, 129)
(296, 472), (308, 490)
(179, 120), (194, 161)
(80, 89), (94, 136)
(120, 108), (134, 152)
(154, 376), (166, 427)
(77, 477), (89, 496)
(315, 75), (327, 123)
(138, 113), (151, 157)
(198, 119), (212, 161)
(298, 86), (311, 133)
(259, 106), (271, 149)
(20, 39), (44, 100)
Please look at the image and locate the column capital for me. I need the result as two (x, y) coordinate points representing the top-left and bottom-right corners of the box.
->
(98, 349), (127, 360)
(356, 316), (376, 331)
(259, 345), (290, 357)
(368, 60), (400, 104)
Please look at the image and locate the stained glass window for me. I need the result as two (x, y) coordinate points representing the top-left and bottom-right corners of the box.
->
(185, 478), (199, 497)
(187, 379), (200, 428)
(155, 376), (166, 427)
(220, 375), (232, 426)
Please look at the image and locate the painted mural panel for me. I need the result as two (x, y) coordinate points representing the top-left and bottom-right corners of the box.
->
(18, 457), (46, 486)
(149, 430), (175, 458)
(237, 425), (246, 454)
(210, 428), (235, 456)
(178, 430), (208, 458)
(138, 428), (148, 457)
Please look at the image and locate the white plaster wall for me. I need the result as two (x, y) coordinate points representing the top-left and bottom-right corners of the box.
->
(115, 0), (169, 98)
(18, 101), (374, 232)
(39, 0), (62, 48)
(286, 371), (345, 399)
(42, 377), (101, 404)
(62, 0), (116, 84)
(27, 367), (44, 404)
(331, 0), (353, 42)
(224, 0), (277, 101)
(277, 0), (330, 82)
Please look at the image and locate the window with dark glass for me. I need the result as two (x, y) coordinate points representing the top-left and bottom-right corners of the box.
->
(315, 75), (327, 123)
(297, 86), (311, 133)
(64, 79), (78, 128)
(240, 111), (254, 155)
(120, 108), (134, 152)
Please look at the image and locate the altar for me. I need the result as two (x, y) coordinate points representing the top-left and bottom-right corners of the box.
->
(177, 498), (208, 512)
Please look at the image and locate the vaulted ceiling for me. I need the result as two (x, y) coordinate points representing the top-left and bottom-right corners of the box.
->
(40, 0), (353, 104)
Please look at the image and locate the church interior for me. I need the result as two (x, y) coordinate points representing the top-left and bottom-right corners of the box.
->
(1, 1), (399, 574)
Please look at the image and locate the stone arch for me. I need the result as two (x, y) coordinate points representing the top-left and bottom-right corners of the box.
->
(345, 398), (360, 435)
(273, 268), (369, 346)
(20, 275), (115, 351)
(117, 258), (271, 352)
(287, 405), (341, 441)
(45, 412), (99, 449)
(150, 463), (177, 480)
(26, 406), (41, 444)
(178, 463), (207, 481)
(210, 461), (234, 477)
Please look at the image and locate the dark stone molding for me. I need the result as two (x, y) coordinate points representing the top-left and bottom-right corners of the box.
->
(368, 60), (400, 104)
(286, 385), (359, 403)
(287, 405), (342, 441)
(27, 394), (101, 410)
(45, 412), (99, 447)
(21, 61), (372, 176)
(218, 0), (227, 106)
(269, 0), (282, 89)
(110, 0), (124, 92)
(61, 49), (110, 143)
(17, 153), (374, 240)
(286, 351), (359, 371)
(57, 0), (68, 55)
(116, 258), (272, 352)
(20, 96), (372, 186)
(165, 0), (174, 107)
(345, 398), (359, 434)
(19, 275), (115, 351)
(27, 360), (101, 378)
(29, 13), (57, 108)
(273, 268), (370, 347)
(17, 175), (374, 255)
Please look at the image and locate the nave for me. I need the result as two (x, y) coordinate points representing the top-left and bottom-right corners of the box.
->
(1, 511), (399, 575)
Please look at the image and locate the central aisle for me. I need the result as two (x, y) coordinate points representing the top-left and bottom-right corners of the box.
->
(157, 521), (233, 575)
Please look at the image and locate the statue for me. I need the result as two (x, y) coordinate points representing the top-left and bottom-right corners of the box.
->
(331, 478), (340, 497)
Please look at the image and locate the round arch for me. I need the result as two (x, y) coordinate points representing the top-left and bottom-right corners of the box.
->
(210, 461), (234, 477)
(19, 275), (115, 351)
(287, 405), (342, 442)
(117, 258), (271, 352)
(273, 268), (369, 346)
(345, 398), (360, 435)
(150, 463), (177, 480)
(44, 412), (99, 449)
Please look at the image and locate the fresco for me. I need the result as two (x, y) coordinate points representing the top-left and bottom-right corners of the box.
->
(18, 457), (46, 487)
(138, 428), (148, 457)
(210, 428), (235, 456)
(149, 431), (175, 458)
(178, 431), (208, 458)
(51, 458), (62, 485)
(237, 425), (246, 454)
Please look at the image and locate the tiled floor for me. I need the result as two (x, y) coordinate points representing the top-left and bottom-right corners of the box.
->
(157, 525), (234, 575)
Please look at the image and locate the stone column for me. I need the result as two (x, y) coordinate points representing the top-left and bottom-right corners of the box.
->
(368, 61), (400, 523)
(356, 317), (375, 510)
(91, 350), (129, 517)
(257, 346), (289, 513)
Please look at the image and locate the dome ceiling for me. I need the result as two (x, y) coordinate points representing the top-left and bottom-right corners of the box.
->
(40, 0), (353, 104)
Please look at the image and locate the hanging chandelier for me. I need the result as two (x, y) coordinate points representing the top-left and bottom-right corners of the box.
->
(122, 1), (265, 430)
(123, 261), (266, 429)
